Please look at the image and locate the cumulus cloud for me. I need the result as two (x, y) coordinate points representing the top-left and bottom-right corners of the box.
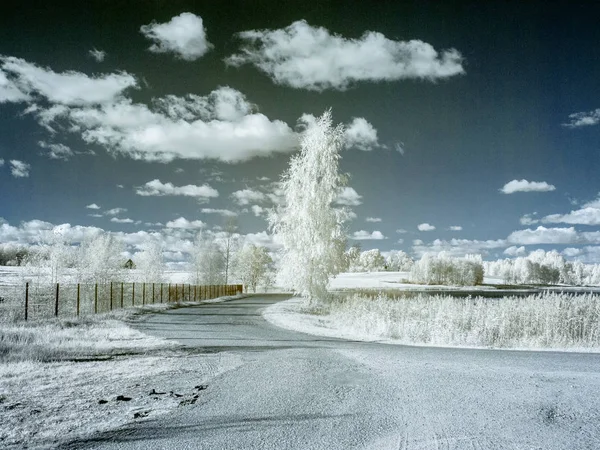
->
(365, 217), (381, 223)
(504, 245), (526, 257)
(507, 226), (578, 245)
(0, 159), (4, 167)
(520, 213), (539, 225)
(140, 13), (213, 61)
(396, 229), (408, 234)
(225, 20), (464, 90)
(165, 217), (205, 229)
(0, 69), (29, 103)
(251, 205), (265, 217)
(200, 208), (237, 217)
(59, 87), (298, 163)
(104, 207), (127, 216)
(412, 238), (506, 257)
(89, 49), (106, 62)
(86, 203), (100, 210)
(540, 195), (600, 226)
(344, 118), (380, 151)
(110, 217), (134, 224)
(449, 226), (462, 231)
(500, 179), (556, 194)
(38, 140), (74, 160)
(562, 108), (600, 128)
(9, 159), (30, 177)
(136, 179), (218, 202)
(418, 223), (435, 231)
(335, 187), (362, 206)
(351, 230), (386, 240)
(231, 188), (267, 206)
(0, 55), (137, 106)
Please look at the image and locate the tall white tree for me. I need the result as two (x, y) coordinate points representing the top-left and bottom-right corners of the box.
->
(24, 229), (74, 284)
(191, 232), (225, 284)
(269, 110), (348, 304)
(236, 244), (273, 292)
(219, 218), (240, 285)
(135, 240), (165, 283)
(77, 232), (125, 284)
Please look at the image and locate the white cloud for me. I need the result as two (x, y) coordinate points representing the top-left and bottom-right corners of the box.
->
(0, 159), (3, 167)
(520, 213), (539, 225)
(503, 245), (526, 257)
(562, 247), (582, 258)
(396, 228), (408, 234)
(397, 238), (404, 244)
(351, 230), (386, 240)
(86, 203), (101, 210)
(412, 238), (506, 257)
(0, 69), (29, 103)
(540, 196), (600, 226)
(251, 205), (265, 217)
(335, 187), (362, 206)
(562, 108), (600, 128)
(62, 87), (298, 163)
(418, 223), (435, 231)
(104, 207), (127, 216)
(231, 188), (267, 206)
(365, 217), (381, 223)
(38, 140), (74, 160)
(110, 217), (134, 224)
(165, 217), (205, 229)
(500, 179), (556, 194)
(9, 159), (30, 177)
(89, 49), (106, 62)
(200, 208), (237, 217)
(88, 214), (103, 218)
(449, 226), (462, 231)
(225, 20), (464, 91)
(0, 55), (137, 106)
(344, 118), (380, 151)
(507, 226), (578, 245)
(140, 13), (213, 61)
(136, 179), (218, 202)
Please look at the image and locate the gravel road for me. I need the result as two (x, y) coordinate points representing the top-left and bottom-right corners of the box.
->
(66, 294), (600, 449)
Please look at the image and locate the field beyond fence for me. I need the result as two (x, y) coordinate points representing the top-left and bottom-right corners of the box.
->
(0, 282), (243, 322)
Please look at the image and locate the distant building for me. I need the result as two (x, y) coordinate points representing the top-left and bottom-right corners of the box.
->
(124, 259), (136, 269)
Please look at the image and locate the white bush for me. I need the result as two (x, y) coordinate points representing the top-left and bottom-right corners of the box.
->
(385, 250), (414, 271)
(410, 252), (483, 286)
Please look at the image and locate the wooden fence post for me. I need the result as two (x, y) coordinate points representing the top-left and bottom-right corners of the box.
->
(132, 282), (135, 306)
(94, 283), (98, 314)
(175, 284), (178, 303)
(168, 283), (171, 302)
(120, 282), (124, 308)
(188, 284), (191, 301)
(142, 283), (146, 306)
(76, 283), (80, 316)
(24, 282), (29, 321)
(152, 283), (155, 304)
(54, 283), (60, 317)
(110, 282), (113, 311)
(160, 283), (163, 303)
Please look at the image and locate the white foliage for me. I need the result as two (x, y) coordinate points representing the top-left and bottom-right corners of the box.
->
(269, 110), (348, 303)
(385, 250), (414, 271)
(410, 252), (483, 286)
(135, 240), (165, 283)
(23, 230), (75, 284)
(236, 244), (273, 292)
(191, 233), (225, 285)
(76, 232), (125, 284)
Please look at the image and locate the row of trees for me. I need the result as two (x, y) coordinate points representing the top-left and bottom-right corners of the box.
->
(345, 248), (414, 273)
(18, 227), (275, 293)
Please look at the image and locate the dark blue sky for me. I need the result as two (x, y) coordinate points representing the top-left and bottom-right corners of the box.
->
(1, 0), (599, 263)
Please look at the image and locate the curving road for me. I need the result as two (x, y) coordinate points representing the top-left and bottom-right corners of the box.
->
(68, 295), (600, 449)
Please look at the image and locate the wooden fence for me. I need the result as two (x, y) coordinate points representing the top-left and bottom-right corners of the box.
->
(18, 282), (243, 321)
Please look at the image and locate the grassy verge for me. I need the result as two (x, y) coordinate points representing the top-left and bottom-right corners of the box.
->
(313, 292), (600, 349)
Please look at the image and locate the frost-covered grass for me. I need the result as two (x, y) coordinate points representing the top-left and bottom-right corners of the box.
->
(266, 292), (600, 351)
(0, 295), (244, 448)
